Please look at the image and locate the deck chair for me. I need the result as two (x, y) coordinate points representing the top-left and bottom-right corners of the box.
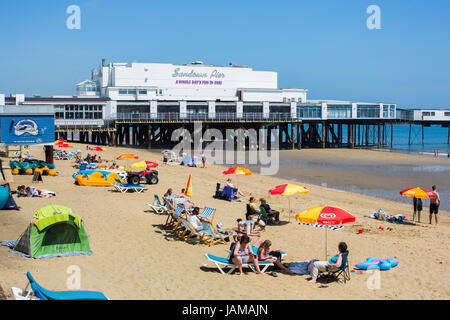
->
(112, 178), (146, 193)
(21, 272), (108, 300)
(200, 220), (229, 246)
(320, 251), (350, 284)
(197, 207), (216, 223)
(204, 254), (273, 275)
(147, 194), (169, 214)
(176, 218), (206, 242)
(164, 205), (187, 231)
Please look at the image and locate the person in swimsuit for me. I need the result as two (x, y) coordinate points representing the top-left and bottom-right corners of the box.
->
(429, 185), (441, 225)
(413, 196), (423, 222)
(257, 240), (293, 275)
(232, 235), (262, 275)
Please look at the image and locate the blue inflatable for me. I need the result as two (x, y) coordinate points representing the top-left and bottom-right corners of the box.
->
(355, 257), (399, 270)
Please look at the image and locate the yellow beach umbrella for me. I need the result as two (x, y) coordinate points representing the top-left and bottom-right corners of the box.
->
(269, 184), (310, 222)
(130, 161), (148, 170)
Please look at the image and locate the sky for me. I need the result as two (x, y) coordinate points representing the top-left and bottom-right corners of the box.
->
(0, 0), (449, 108)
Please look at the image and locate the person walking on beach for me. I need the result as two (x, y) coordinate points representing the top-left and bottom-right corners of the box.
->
(201, 153), (206, 168)
(413, 196), (423, 223)
(429, 185), (440, 225)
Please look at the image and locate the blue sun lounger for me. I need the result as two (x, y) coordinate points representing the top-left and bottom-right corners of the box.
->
(26, 272), (108, 300)
(204, 254), (273, 274)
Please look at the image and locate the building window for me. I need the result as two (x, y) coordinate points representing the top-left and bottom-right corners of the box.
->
(445, 112), (450, 117)
(422, 112), (435, 117)
(119, 89), (127, 95)
(127, 89), (136, 95)
(138, 89), (147, 95)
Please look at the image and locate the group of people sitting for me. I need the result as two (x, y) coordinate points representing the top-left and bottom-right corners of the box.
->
(229, 233), (348, 282)
(247, 196), (281, 225)
(84, 154), (102, 164)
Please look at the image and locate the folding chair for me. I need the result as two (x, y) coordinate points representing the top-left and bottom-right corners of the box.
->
(320, 251), (351, 284)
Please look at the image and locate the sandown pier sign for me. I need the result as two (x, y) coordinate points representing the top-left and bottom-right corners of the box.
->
(172, 68), (225, 79)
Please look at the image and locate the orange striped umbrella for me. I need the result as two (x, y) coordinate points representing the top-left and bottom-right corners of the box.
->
(116, 154), (139, 160)
(400, 187), (436, 199)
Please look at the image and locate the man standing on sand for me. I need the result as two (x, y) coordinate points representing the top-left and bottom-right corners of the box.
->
(429, 185), (440, 225)
(413, 196), (423, 222)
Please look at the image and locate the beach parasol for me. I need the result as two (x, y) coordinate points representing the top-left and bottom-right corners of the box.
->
(90, 147), (106, 151)
(130, 161), (158, 169)
(296, 206), (355, 260)
(55, 139), (67, 144)
(116, 154), (139, 169)
(400, 187), (436, 199)
(60, 143), (73, 148)
(222, 167), (252, 191)
(269, 184), (309, 222)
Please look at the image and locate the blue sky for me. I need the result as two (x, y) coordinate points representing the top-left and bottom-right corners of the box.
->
(0, 0), (449, 108)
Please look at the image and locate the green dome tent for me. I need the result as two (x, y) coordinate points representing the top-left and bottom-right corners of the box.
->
(11, 205), (91, 259)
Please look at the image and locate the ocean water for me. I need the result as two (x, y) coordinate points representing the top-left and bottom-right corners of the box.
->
(388, 124), (450, 156)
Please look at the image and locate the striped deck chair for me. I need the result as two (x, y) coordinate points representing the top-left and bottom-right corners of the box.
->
(204, 254), (273, 275)
(176, 218), (207, 242)
(197, 207), (216, 223)
(164, 205), (185, 230)
(200, 220), (229, 246)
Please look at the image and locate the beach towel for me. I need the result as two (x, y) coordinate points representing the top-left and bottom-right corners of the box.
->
(288, 260), (317, 275)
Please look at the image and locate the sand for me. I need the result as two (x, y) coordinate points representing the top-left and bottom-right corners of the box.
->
(0, 145), (449, 300)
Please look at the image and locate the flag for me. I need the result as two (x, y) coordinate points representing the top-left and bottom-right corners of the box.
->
(184, 174), (192, 197)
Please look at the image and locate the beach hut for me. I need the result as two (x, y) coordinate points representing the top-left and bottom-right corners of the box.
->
(9, 205), (91, 258)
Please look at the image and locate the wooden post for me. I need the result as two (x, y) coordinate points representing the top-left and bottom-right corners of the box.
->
(408, 124), (412, 145)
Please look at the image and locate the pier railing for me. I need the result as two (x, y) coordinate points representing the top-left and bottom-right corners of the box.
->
(116, 112), (296, 121)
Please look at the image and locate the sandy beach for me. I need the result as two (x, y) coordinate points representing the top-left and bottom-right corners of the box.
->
(1, 145), (449, 300)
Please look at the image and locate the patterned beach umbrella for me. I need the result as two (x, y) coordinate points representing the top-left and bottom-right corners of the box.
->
(90, 147), (106, 151)
(296, 206), (355, 259)
(400, 187), (436, 199)
(269, 184), (310, 222)
(55, 139), (67, 144)
(60, 143), (73, 148)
